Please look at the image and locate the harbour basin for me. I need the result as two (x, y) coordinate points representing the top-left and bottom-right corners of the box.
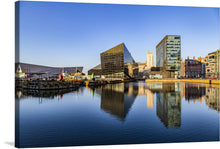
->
(15, 81), (220, 147)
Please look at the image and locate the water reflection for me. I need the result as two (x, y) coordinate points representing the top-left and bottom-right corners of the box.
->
(185, 84), (206, 102)
(95, 83), (138, 120)
(145, 83), (181, 128)
(16, 82), (220, 113)
(15, 88), (81, 104)
(204, 87), (220, 111)
(92, 82), (219, 126)
(16, 82), (220, 147)
(16, 82), (220, 123)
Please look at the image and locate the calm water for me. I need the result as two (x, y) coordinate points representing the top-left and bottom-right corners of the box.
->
(15, 82), (220, 148)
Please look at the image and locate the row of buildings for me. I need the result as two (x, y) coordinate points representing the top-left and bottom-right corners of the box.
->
(88, 43), (153, 79)
(150, 35), (220, 79)
(179, 50), (220, 79)
(150, 35), (181, 79)
(88, 35), (219, 79)
(88, 35), (183, 79)
(16, 35), (219, 80)
(15, 62), (84, 80)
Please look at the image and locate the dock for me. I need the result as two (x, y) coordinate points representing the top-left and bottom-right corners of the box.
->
(16, 80), (83, 90)
(145, 79), (220, 84)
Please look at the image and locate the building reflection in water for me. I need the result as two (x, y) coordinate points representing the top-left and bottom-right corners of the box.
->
(146, 90), (153, 108)
(185, 84), (206, 103)
(95, 82), (220, 125)
(15, 88), (81, 104)
(183, 83), (220, 112)
(148, 83), (181, 128)
(96, 83), (138, 121)
(203, 87), (220, 112)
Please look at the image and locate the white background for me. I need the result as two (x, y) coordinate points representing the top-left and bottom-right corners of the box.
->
(0, 0), (219, 149)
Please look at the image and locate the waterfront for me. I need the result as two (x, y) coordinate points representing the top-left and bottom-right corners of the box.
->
(15, 82), (220, 148)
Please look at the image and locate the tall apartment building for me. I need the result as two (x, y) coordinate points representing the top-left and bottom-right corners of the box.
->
(146, 52), (153, 68)
(156, 35), (181, 78)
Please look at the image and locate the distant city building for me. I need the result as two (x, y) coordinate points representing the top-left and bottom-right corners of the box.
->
(217, 49), (220, 78)
(201, 63), (206, 77)
(15, 62), (83, 79)
(149, 66), (163, 79)
(156, 35), (181, 78)
(15, 64), (26, 78)
(100, 43), (138, 78)
(136, 62), (151, 79)
(179, 61), (185, 78)
(204, 49), (220, 78)
(146, 52), (153, 68)
(185, 59), (203, 78)
(88, 64), (102, 77)
(137, 62), (147, 72)
(196, 57), (206, 77)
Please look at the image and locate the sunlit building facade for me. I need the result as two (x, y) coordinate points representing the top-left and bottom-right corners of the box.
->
(179, 61), (185, 78)
(217, 49), (220, 78)
(204, 49), (220, 78)
(100, 43), (138, 78)
(156, 35), (181, 78)
(146, 52), (153, 68)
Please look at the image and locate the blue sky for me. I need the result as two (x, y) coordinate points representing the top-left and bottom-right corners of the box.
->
(18, 1), (219, 73)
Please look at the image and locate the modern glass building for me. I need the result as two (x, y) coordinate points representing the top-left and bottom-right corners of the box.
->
(156, 35), (181, 73)
(100, 43), (138, 78)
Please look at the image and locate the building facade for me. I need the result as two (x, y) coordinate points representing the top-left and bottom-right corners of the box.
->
(156, 35), (181, 78)
(179, 61), (185, 78)
(88, 64), (102, 76)
(15, 64), (26, 79)
(100, 43), (138, 78)
(216, 49), (220, 78)
(146, 52), (153, 68)
(185, 59), (203, 78)
(204, 50), (220, 78)
(15, 62), (83, 79)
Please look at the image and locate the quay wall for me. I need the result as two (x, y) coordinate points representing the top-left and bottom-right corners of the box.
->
(145, 79), (220, 84)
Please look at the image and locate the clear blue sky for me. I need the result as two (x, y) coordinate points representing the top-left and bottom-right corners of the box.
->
(18, 1), (219, 73)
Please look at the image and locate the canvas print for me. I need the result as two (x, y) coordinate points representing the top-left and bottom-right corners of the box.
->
(15, 1), (220, 148)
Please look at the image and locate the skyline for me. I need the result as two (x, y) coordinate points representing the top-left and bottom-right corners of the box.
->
(18, 1), (220, 73)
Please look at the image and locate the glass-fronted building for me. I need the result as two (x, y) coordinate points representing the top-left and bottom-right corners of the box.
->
(156, 35), (181, 76)
(100, 43), (138, 78)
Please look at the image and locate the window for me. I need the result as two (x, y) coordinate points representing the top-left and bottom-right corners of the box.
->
(209, 56), (214, 59)
(175, 37), (180, 39)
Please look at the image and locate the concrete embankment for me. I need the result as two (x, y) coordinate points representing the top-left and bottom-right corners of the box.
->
(145, 79), (220, 84)
(16, 80), (83, 90)
(15, 79), (129, 90)
(85, 79), (125, 87)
